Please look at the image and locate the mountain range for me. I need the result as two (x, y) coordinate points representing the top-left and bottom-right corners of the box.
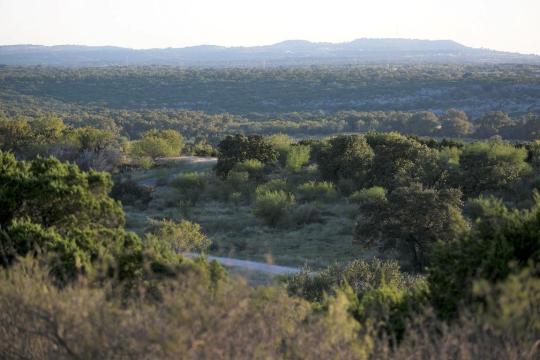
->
(1, 38), (539, 67)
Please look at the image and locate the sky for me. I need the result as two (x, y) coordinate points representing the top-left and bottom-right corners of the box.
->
(1, 0), (539, 55)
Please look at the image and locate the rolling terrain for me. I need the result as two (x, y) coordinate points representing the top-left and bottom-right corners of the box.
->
(1, 38), (540, 67)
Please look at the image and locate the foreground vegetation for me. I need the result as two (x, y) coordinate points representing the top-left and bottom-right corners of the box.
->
(1, 110), (539, 357)
(1, 63), (539, 357)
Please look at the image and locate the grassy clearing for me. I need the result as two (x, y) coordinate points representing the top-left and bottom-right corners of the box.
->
(123, 158), (373, 269)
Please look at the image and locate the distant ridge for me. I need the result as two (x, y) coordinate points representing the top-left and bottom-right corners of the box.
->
(1, 38), (539, 67)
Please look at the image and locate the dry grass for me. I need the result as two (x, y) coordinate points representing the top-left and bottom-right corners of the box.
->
(1, 259), (538, 360)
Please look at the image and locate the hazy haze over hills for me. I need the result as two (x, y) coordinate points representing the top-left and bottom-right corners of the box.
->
(1, 38), (539, 67)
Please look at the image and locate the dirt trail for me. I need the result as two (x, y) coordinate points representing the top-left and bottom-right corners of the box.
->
(137, 156), (301, 275)
(185, 253), (301, 275)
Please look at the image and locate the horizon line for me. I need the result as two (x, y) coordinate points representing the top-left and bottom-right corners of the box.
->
(1, 38), (539, 57)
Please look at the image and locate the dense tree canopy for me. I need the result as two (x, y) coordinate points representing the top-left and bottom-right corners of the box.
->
(216, 134), (277, 177)
(429, 195), (540, 319)
(458, 141), (531, 197)
(354, 183), (467, 271)
(316, 135), (374, 188)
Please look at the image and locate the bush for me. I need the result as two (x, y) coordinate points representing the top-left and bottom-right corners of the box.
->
(216, 134), (277, 177)
(192, 141), (217, 157)
(232, 159), (264, 181)
(0, 260), (370, 359)
(146, 219), (211, 253)
(111, 178), (153, 209)
(285, 144), (311, 172)
(458, 141), (531, 196)
(256, 179), (288, 194)
(349, 186), (386, 205)
(267, 133), (293, 165)
(354, 183), (467, 272)
(297, 181), (337, 202)
(287, 259), (428, 340)
(316, 135), (374, 187)
(252, 190), (295, 227)
(428, 194), (540, 320)
(171, 172), (207, 205)
(131, 129), (184, 160)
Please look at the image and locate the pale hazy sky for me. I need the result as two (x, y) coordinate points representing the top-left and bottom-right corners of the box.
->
(1, 0), (539, 54)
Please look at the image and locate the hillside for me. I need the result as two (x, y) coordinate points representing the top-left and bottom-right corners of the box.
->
(1, 38), (539, 67)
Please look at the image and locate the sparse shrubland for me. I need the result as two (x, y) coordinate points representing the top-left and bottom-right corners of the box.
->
(1, 97), (540, 357)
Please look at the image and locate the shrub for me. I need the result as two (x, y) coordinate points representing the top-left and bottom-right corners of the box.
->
(297, 181), (337, 202)
(458, 141), (531, 196)
(224, 171), (251, 200)
(111, 178), (153, 209)
(146, 219), (211, 253)
(316, 135), (374, 187)
(473, 266), (540, 345)
(267, 133), (293, 165)
(252, 190), (295, 227)
(232, 159), (264, 181)
(192, 141), (217, 156)
(287, 259), (428, 340)
(285, 144), (311, 172)
(0, 260), (370, 359)
(216, 134), (277, 177)
(256, 179), (288, 194)
(354, 183), (467, 272)
(131, 129), (184, 160)
(171, 172), (207, 205)
(349, 186), (386, 205)
(290, 203), (324, 226)
(428, 194), (540, 320)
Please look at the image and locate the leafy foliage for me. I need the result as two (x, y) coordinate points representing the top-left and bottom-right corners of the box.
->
(316, 135), (374, 187)
(216, 134), (277, 177)
(131, 129), (184, 160)
(428, 195), (540, 319)
(171, 172), (207, 205)
(253, 190), (295, 227)
(297, 181), (337, 202)
(146, 219), (211, 253)
(458, 141), (531, 196)
(354, 183), (468, 271)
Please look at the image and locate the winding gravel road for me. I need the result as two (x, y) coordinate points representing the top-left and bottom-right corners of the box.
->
(186, 253), (301, 275)
(136, 156), (301, 275)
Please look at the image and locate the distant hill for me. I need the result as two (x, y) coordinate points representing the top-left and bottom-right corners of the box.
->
(1, 39), (539, 67)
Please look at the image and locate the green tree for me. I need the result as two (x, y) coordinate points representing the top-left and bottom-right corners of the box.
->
(146, 219), (211, 253)
(475, 111), (513, 138)
(29, 116), (67, 145)
(429, 195), (540, 319)
(285, 144), (311, 172)
(216, 134), (277, 177)
(365, 132), (441, 189)
(316, 135), (374, 188)
(0, 151), (126, 281)
(267, 133), (293, 165)
(131, 129), (184, 160)
(232, 159), (265, 181)
(458, 141), (531, 197)
(72, 126), (117, 153)
(406, 112), (440, 136)
(253, 189), (295, 227)
(0, 118), (33, 153)
(354, 183), (467, 271)
(439, 109), (472, 138)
